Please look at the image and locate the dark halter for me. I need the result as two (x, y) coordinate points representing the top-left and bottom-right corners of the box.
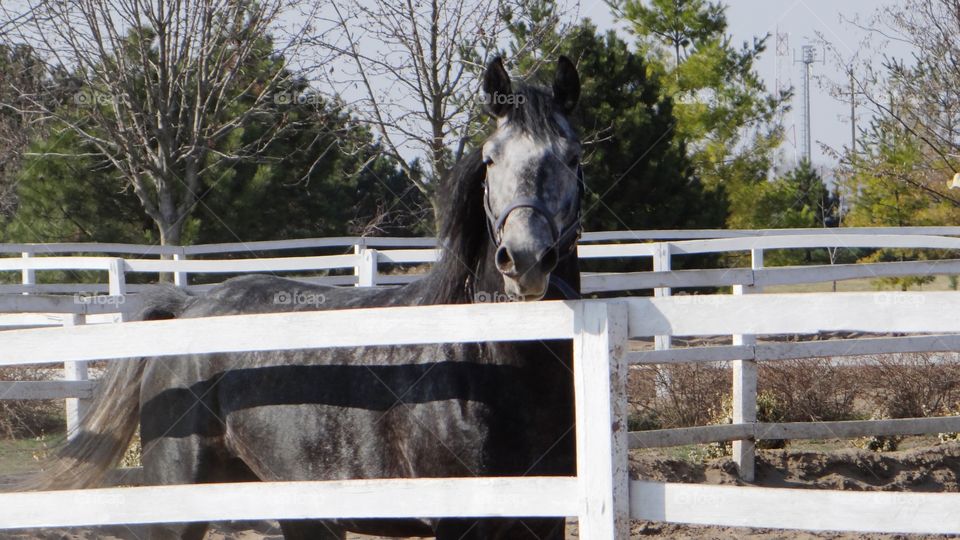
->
(482, 163), (584, 299)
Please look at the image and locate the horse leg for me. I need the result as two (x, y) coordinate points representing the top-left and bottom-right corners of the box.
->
(279, 520), (345, 540)
(141, 435), (211, 540)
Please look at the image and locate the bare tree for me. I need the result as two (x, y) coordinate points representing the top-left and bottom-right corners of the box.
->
(822, 0), (960, 200)
(2, 0), (315, 245)
(308, 0), (568, 212)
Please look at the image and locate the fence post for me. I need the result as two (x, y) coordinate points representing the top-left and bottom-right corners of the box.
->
(574, 301), (629, 540)
(172, 247), (188, 288)
(21, 252), (35, 295)
(653, 242), (672, 399)
(357, 248), (378, 287)
(108, 258), (127, 322)
(732, 248), (763, 481)
(62, 314), (90, 440)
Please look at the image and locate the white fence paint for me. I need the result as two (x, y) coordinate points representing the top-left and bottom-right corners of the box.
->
(3, 294), (960, 534)
(0, 300), (628, 539)
(5, 228), (960, 296)
(630, 481), (960, 534)
(0, 477), (580, 528)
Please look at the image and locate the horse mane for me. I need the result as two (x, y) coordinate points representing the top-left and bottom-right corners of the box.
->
(425, 147), (490, 304)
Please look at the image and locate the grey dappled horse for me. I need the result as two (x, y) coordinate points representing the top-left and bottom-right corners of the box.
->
(23, 57), (585, 540)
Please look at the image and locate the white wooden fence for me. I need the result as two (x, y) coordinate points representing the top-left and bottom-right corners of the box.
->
(4, 294), (960, 534)
(0, 300), (631, 538)
(3, 227), (960, 497)
(6, 226), (960, 456)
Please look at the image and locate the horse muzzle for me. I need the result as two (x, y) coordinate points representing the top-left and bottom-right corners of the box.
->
(494, 229), (559, 301)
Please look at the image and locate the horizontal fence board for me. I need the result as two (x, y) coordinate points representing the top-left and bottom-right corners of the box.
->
(185, 275), (360, 292)
(631, 480), (960, 534)
(756, 334), (960, 361)
(0, 243), (180, 256)
(0, 314), (64, 327)
(756, 259), (960, 288)
(629, 345), (753, 364)
(629, 416), (960, 448)
(669, 234), (960, 255)
(0, 257), (112, 271)
(580, 227), (960, 242)
(759, 416), (960, 440)
(182, 236), (436, 255)
(125, 255), (358, 273)
(4, 228), (957, 256)
(0, 284), (111, 295)
(583, 269), (752, 292)
(627, 293), (960, 337)
(577, 243), (656, 258)
(584, 259), (960, 293)
(377, 249), (440, 264)
(630, 334), (960, 364)
(629, 424), (753, 448)
(0, 381), (95, 400)
(0, 477), (578, 529)
(0, 301), (575, 366)
(0, 295), (126, 315)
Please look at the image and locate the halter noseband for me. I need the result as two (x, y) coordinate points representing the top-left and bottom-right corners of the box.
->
(482, 164), (584, 261)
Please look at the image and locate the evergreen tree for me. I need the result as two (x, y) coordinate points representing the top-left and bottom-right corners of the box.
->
(502, 7), (725, 231)
(612, 0), (790, 228)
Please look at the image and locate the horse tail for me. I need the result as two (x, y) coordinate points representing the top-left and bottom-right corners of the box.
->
(9, 285), (193, 491)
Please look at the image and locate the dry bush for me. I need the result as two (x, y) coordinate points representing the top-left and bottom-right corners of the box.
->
(759, 358), (862, 422)
(634, 363), (730, 429)
(857, 353), (960, 419)
(0, 366), (65, 439)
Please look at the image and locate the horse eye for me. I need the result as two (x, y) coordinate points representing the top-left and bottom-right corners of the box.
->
(483, 156), (494, 166)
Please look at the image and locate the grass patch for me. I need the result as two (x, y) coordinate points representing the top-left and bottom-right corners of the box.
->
(0, 432), (65, 476)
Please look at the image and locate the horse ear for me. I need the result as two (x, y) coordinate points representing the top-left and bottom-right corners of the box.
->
(483, 56), (512, 117)
(553, 56), (580, 114)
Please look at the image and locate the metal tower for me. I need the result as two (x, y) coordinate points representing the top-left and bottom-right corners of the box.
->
(795, 45), (822, 164)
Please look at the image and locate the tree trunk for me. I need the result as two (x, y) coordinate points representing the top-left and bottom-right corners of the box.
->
(156, 192), (183, 283)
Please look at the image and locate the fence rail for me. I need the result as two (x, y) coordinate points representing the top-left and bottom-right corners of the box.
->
(6, 229), (960, 298)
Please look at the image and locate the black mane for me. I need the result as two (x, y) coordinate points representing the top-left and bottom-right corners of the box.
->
(426, 148), (490, 304)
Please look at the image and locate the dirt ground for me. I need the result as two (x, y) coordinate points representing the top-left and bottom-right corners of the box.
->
(5, 442), (960, 539)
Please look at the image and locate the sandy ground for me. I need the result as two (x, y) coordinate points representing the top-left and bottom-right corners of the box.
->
(6, 443), (960, 539)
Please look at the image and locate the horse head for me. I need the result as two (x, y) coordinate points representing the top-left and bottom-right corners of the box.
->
(480, 56), (582, 301)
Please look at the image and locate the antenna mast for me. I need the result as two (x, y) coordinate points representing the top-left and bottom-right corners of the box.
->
(795, 44), (823, 164)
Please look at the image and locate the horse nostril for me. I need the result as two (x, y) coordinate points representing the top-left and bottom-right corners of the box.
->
(538, 247), (558, 274)
(496, 245), (517, 276)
